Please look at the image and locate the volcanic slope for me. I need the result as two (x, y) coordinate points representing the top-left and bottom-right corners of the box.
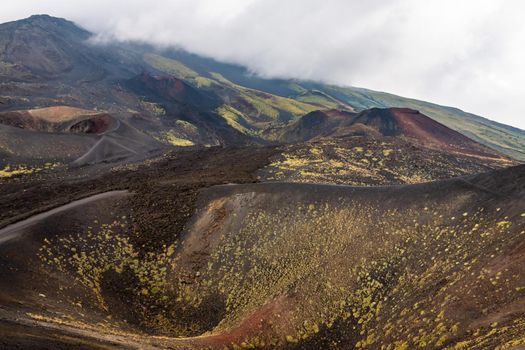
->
(0, 158), (524, 349)
(0, 105), (164, 173)
(338, 107), (500, 158)
(263, 107), (515, 185)
(1, 15), (524, 159)
(276, 107), (504, 157)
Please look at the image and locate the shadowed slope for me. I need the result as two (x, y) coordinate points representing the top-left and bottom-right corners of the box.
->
(260, 136), (515, 186)
(268, 109), (357, 143)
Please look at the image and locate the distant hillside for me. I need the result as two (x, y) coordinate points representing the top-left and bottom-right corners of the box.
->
(266, 109), (355, 143)
(273, 107), (505, 159)
(146, 47), (525, 160)
(0, 15), (523, 161)
(304, 84), (525, 160)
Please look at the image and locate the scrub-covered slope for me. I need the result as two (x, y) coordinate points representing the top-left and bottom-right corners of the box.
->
(262, 108), (514, 185)
(0, 157), (524, 349)
(172, 166), (525, 349)
(297, 84), (525, 160)
(0, 14), (524, 350)
(260, 136), (514, 186)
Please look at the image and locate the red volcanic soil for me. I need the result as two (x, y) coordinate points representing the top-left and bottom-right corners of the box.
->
(0, 106), (115, 134)
(348, 108), (505, 159)
(389, 108), (494, 156)
(135, 73), (187, 101)
(28, 106), (99, 122)
(128, 72), (219, 111)
(68, 114), (114, 134)
(276, 107), (506, 161)
(296, 109), (355, 129)
(0, 110), (54, 130)
(189, 295), (291, 348)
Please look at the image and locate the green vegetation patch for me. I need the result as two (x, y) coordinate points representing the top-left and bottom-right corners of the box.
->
(153, 129), (195, 147)
(143, 53), (199, 80)
(194, 76), (216, 88)
(0, 163), (59, 178)
(260, 138), (509, 186)
(296, 92), (341, 109)
(139, 100), (166, 117)
(216, 105), (252, 134)
(210, 72), (319, 126)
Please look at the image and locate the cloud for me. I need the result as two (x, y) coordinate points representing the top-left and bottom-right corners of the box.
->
(1, 0), (524, 129)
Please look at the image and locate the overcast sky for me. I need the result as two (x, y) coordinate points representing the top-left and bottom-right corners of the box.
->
(1, 0), (524, 129)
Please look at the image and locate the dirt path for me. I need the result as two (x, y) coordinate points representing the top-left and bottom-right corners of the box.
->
(0, 190), (129, 245)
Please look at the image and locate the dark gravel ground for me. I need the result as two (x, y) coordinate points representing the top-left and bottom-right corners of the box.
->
(0, 146), (279, 245)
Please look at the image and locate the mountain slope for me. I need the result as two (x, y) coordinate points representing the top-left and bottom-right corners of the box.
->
(0, 15), (525, 159)
(1, 14), (525, 350)
(0, 14), (523, 162)
(260, 107), (515, 185)
(274, 107), (505, 158)
(142, 46), (525, 159)
(0, 153), (524, 349)
(150, 49), (525, 160)
(340, 108), (501, 158)
(303, 84), (525, 160)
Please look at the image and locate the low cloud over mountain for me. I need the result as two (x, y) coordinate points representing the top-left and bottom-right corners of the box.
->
(1, 0), (525, 129)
